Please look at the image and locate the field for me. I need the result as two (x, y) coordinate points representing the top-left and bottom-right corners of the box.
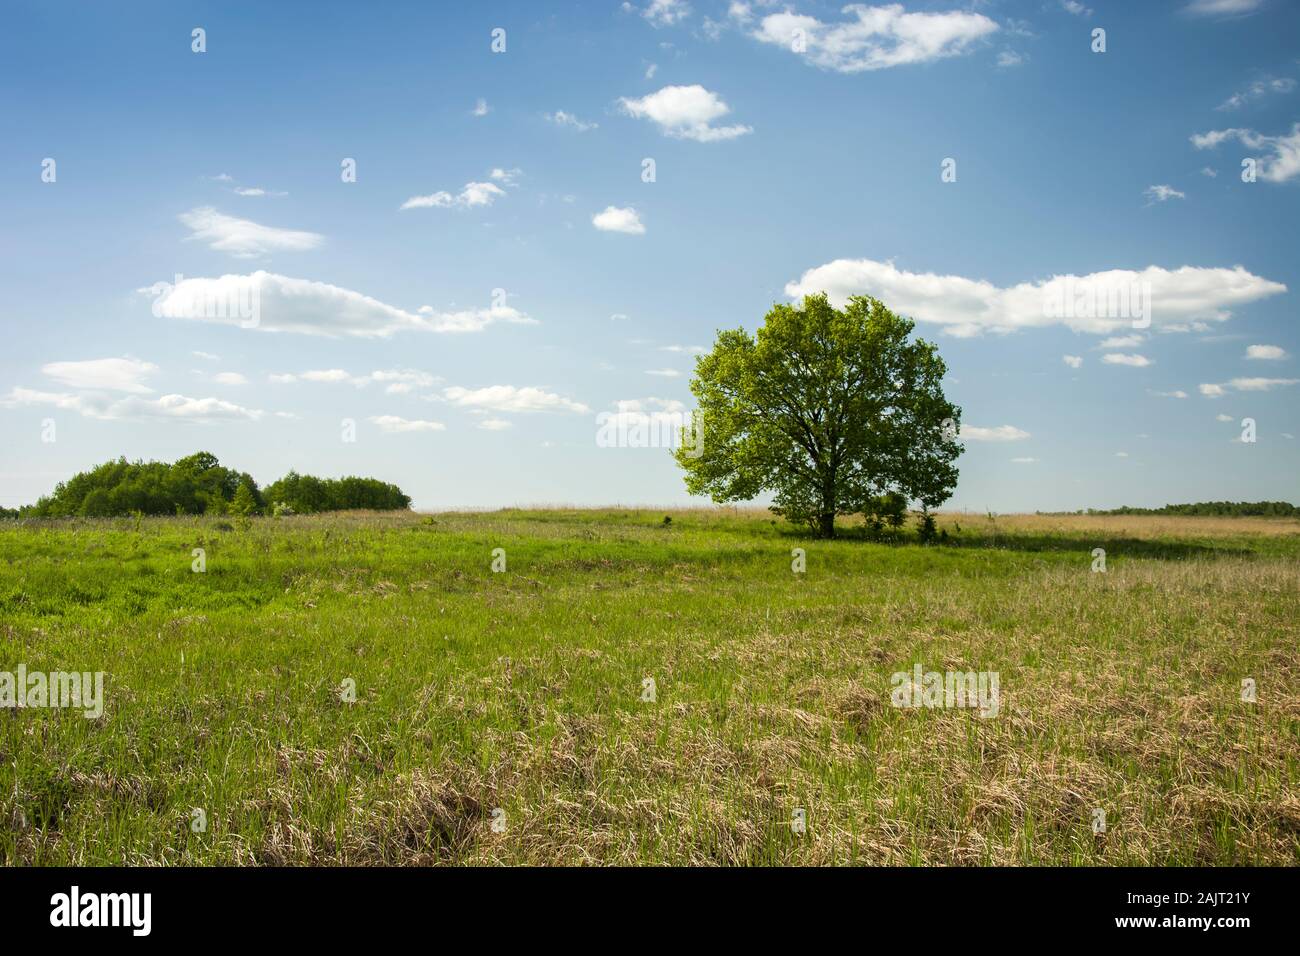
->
(2, 509), (1298, 866)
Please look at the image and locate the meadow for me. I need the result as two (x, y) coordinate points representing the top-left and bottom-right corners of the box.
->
(1, 508), (1297, 865)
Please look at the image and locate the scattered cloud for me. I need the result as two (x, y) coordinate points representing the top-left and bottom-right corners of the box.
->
(1183, 0), (1265, 17)
(149, 271), (536, 337)
(271, 368), (438, 392)
(1062, 355), (1083, 368)
(369, 415), (446, 433)
(633, 0), (692, 28)
(784, 259), (1286, 337)
(1245, 344), (1288, 360)
(1217, 76), (1295, 111)
(213, 371), (248, 386)
(545, 110), (599, 132)
(1191, 123), (1300, 183)
(477, 418), (513, 431)
(1228, 376), (1299, 391)
(2, 387), (263, 422)
(1150, 389), (1189, 399)
(747, 5), (997, 74)
(1099, 335), (1144, 348)
(645, 368), (681, 378)
(472, 98), (490, 117)
(489, 167), (522, 187)
(401, 180), (506, 210)
(179, 207), (323, 258)
(1216, 413), (1234, 422)
(41, 357), (157, 394)
(1144, 184), (1185, 203)
(441, 385), (589, 414)
(1060, 1), (1092, 15)
(592, 206), (646, 235)
(1102, 353), (1153, 367)
(996, 50), (1025, 68)
(1010, 456), (1039, 463)
(962, 424), (1030, 442)
(1199, 377), (1297, 396)
(618, 85), (752, 141)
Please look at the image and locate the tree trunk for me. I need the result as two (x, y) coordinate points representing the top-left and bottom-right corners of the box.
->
(817, 512), (836, 538)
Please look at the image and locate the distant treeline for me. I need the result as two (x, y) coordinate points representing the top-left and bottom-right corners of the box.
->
(0, 451), (410, 519)
(1071, 501), (1299, 517)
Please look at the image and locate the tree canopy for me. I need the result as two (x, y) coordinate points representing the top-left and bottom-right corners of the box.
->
(674, 293), (961, 538)
(11, 452), (410, 518)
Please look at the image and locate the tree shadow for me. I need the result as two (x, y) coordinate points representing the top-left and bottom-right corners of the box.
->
(928, 531), (1250, 560)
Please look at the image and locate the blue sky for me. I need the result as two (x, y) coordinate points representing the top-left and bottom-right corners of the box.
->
(2, 0), (1297, 512)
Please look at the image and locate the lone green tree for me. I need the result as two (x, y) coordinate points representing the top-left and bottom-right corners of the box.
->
(674, 293), (962, 538)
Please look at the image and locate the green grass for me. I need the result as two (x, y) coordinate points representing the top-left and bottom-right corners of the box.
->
(1, 508), (1297, 865)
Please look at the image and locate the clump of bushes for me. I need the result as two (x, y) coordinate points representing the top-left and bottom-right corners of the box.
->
(15, 451), (411, 518)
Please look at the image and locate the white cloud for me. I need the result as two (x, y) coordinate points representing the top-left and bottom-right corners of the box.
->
(1202, 377), (1298, 397)
(1011, 456), (1039, 463)
(1216, 413), (1234, 422)
(1101, 353), (1152, 367)
(442, 385), (589, 414)
(369, 415), (445, 433)
(1201, 166), (1218, 177)
(996, 50), (1025, 68)
(1062, 355), (1083, 368)
(618, 85), (752, 142)
(1144, 184), (1185, 202)
(1184, 0), (1264, 16)
(179, 207), (323, 258)
(1217, 77), (1295, 111)
(602, 398), (690, 434)
(645, 63), (659, 79)
(1191, 123), (1300, 183)
(213, 371), (248, 385)
(784, 258), (1286, 337)
(637, 0), (691, 28)
(1060, 1), (1092, 15)
(1115, 451), (1129, 458)
(41, 357), (157, 394)
(271, 368), (438, 390)
(749, 5), (997, 74)
(1099, 335), (1143, 348)
(2, 387), (263, 422)
(645, 368), (681, 377)
(472, 98), (490, 117)
(1228, 376), (1299, 391)
(1150, 389), (1189, 399)
(149, 272), (537, 337)
(401, 181), (506, 210)
(192, 351), (220, 362)
(545, 110), (599, 132)
(963, 424), (1030, 442)
(1245, 344), (1288, 360)
(489, 167), (522, 187)
(592, 206), (646, 235)
(477, 418), (513, 431)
